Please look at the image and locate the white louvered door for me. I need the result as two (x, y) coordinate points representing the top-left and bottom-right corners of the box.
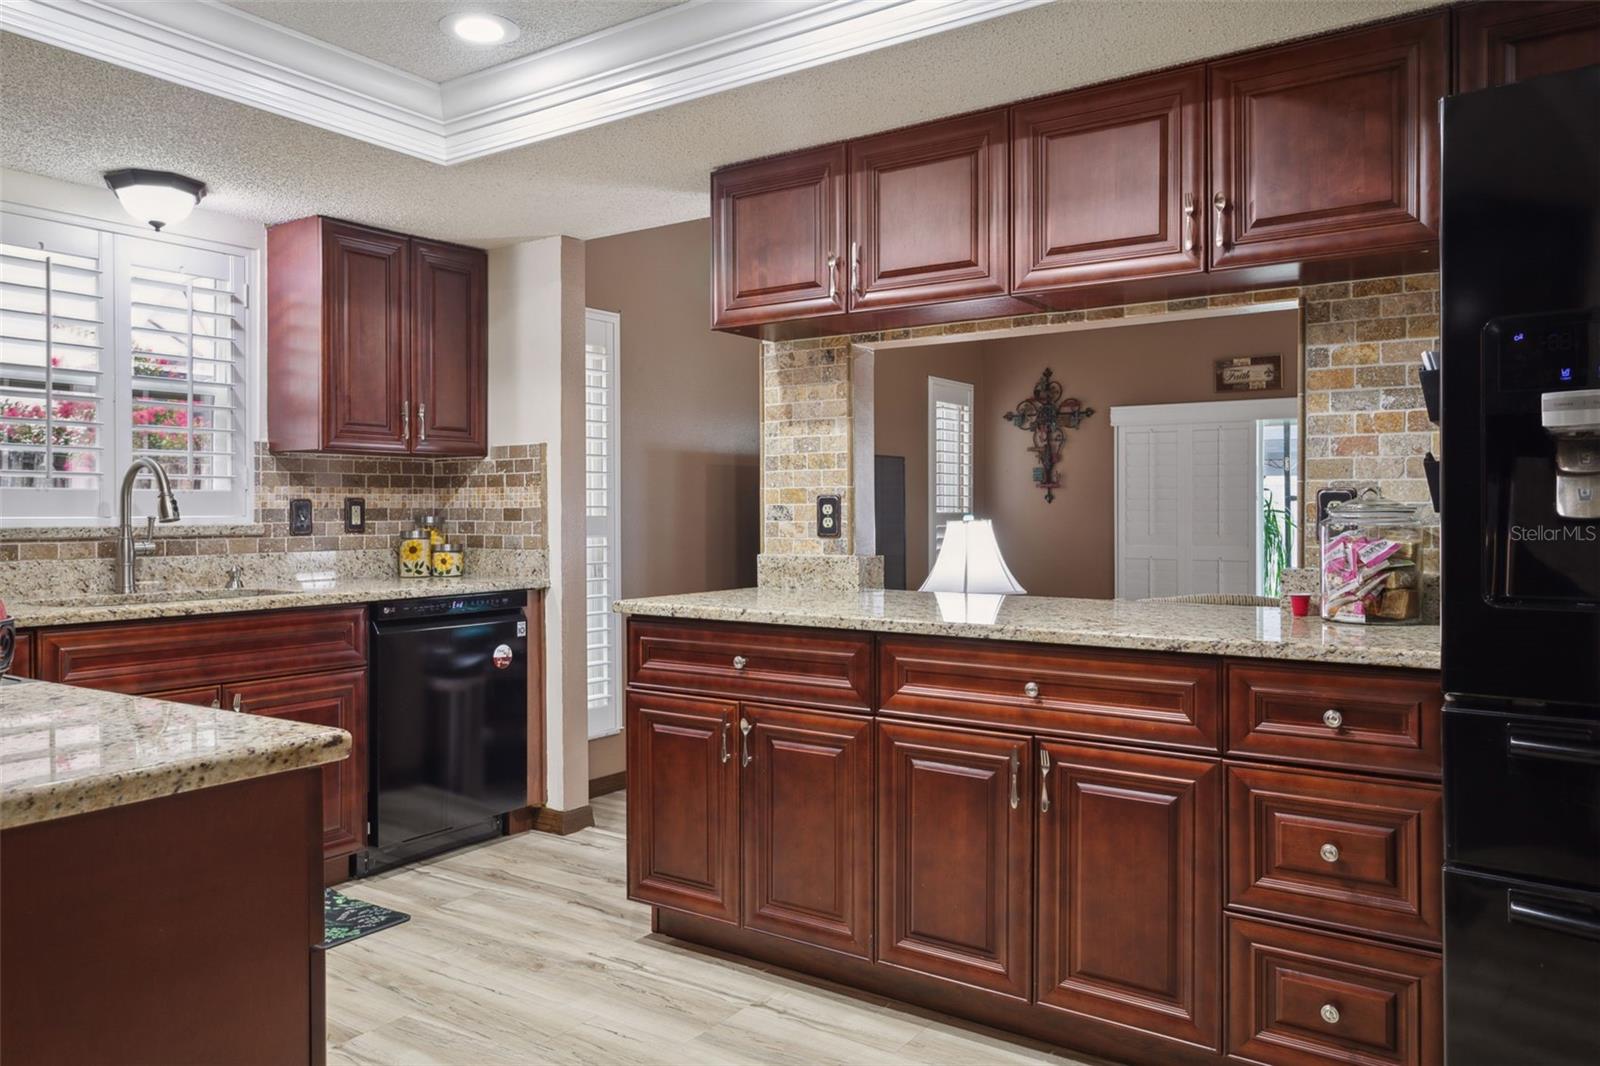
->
(1112, 399), (1296, 599)
(584, 309), (622, 740)
(928, 375), (974, 567)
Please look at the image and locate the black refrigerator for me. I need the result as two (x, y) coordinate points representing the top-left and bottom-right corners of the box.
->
(1440, 66), (1600, 1066)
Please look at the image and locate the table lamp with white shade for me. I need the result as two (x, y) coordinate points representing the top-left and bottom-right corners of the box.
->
(919, 515), (1026, 624)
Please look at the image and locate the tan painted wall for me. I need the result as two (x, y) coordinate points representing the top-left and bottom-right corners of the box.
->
(874, 309), (1299, 598)
(583, 219), (762, 782)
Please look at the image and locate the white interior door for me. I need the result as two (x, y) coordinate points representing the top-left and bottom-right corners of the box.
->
(1112, 398), (1296, 599)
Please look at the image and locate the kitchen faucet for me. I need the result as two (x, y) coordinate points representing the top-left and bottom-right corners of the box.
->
(116, 457), (181, 594)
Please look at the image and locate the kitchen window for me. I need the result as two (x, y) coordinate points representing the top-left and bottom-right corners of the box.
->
(928, 375), (974, 563)
(0, 210), (252, 524)
(584, 308), (622, 740)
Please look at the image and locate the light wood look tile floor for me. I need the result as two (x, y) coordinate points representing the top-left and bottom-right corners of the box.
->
(326, 792), (1110, 1066)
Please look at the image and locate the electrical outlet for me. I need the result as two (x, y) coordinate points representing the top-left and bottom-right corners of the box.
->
(344, 497), (366, 533)
(816, 495), (842, 538)
(288, 498), (313, 536)
(1317, 488), (1356, 523)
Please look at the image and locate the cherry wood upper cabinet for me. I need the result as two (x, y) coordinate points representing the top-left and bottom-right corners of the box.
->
(1455, 1), (1600, 92)
(223, 668), (368, 862)
(267, 216), (487, 457)
(1035, 742), (1222, 1050)
(740, 704), (873, 958)
(1207, 12), (1447, 270)
(626, 691), (741, 923)
(848, 110), (1010, 312)
(1012, 66), (1206, 292)
(410, 239), (488, 457)
(711, 145), (847, 330)
(877, 720), (1032, 999)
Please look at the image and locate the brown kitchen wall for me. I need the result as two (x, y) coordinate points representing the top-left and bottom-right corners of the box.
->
(582, 218), (762, 781)
(873, 309), (1300, 597)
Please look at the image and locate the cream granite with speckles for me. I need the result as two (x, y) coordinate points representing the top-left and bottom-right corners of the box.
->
(0, 680), (351, 828)
(614, 589), (1441, 671)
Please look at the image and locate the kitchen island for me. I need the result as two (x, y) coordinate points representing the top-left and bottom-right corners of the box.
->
(614, 589), (1445, 1066)
(0, 679), (350, 1066)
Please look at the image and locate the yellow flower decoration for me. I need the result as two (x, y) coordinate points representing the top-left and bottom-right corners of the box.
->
(401, 540), (425, 561)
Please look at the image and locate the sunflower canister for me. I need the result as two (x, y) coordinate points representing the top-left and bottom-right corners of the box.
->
(398, 529), (431, 578)
(431, 541), (464, 578)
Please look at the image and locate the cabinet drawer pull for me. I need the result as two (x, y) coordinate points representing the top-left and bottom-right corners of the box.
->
(720, 721), (731, 764)
(402, 401), (410, 442)
(850, 241), (861, 296)
(1182, 192), (1196, 252)
(231, 693), (243, 713)
(1322, 708), (1344, 730)
(1023, 680), (1040, 699)
(732, 654), (747, 671)
(1009, 750), (1020, 810)
(418, 402), (427, 443)
(1319, 1003), (1341, 1025)
(826, 254), (838, 301)
(739, 717), (752, 767)
(1213, 192), (1227, 248)
(1039, 748), (1051, 814)
(1319, 842), (1341, 863)
(210, 696), (220, 709)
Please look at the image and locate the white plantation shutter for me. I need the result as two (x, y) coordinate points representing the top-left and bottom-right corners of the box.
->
(0, 214), (111, 519)
(0, 210), (253, 524)
(928, 376), (974, 562)
(584, 309), (622, 739)
(119, 236), (247, 516)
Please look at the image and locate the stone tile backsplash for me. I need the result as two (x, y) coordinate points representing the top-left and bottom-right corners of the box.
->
(758, 272), (1441, 586)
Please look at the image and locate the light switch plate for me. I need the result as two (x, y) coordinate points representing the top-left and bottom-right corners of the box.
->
(817, 495), (842, 538)
(344, 497), (366, 533)
(288, 498), (313, 536)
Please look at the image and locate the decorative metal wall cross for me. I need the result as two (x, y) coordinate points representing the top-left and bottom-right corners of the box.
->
(1002, 368), (1094, 503)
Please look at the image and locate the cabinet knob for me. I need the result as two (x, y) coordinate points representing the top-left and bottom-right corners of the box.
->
(732, 655), (747, 671)
(1024, 681), (1040, 699)
(1319, 842), (1341, 864)
(1322, 708), (1344, 730)
(1319, 1003), (1341, 1025)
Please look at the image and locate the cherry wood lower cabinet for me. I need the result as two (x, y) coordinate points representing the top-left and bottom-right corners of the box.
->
(1036, 742), (1221, 1049)
(626, 619), (1444, 1066)
(877, 720), (1032, 998)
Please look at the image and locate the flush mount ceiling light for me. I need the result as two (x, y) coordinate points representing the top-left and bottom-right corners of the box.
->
(103, 169), (206, 231)
(440, 12), (521, 46)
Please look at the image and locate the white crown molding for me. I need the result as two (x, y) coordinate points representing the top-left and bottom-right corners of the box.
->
(0, 0), (1053, 165)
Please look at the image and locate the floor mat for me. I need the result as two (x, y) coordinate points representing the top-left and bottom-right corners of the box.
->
(322, 889), (410, 949)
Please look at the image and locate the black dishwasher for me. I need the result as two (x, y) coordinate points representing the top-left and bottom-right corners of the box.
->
(358, 591), (529, 875)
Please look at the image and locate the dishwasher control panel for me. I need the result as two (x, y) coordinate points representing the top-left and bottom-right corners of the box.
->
(374, 590), (528, 620)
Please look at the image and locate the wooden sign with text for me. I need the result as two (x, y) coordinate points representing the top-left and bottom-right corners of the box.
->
(1215, 354), (1282, 392)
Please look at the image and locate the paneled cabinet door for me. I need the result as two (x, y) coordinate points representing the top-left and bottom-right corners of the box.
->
(877, 720), (1032, 999)
(627, 691), (741, 923)
(1208, 12), (1446, 269)
(223, 668), (368, 860)
(1036, 742), (1222, 1050)
(322, 221), (411, 453)
(740, 704), (873, 957)
(410, 240), (487, 457)
(147, 684), (222, 708)
(1012, 65), (1205, 291)
(710, 145), (848, 330)
(848, 110), (1010, 312)
(1455, 1), (1600, 92)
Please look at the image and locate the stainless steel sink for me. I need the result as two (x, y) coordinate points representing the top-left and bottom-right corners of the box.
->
(21, 588), (294, 609)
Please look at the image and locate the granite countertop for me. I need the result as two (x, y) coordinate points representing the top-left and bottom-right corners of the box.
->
(4, 574), (548, 629)
(0, 679), (351, 828)
(613, 588), (1442, 671)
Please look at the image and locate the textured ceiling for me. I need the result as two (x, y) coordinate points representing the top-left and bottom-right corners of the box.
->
(0, 0), (1437, 245)
(223, 0), (684, 82)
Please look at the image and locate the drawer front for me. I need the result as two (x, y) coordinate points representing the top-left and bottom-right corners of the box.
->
(879, 636), (1220, 752)
(37, 607), (367, 694)
(1227, 916), (1442, 1066)
(627, 619), (873, 710)
(1227, 765), (1442, 945)
(1226, 661), (1441, 778)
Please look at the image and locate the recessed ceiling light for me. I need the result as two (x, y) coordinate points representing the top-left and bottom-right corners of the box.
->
(441, 12), (520, 46)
